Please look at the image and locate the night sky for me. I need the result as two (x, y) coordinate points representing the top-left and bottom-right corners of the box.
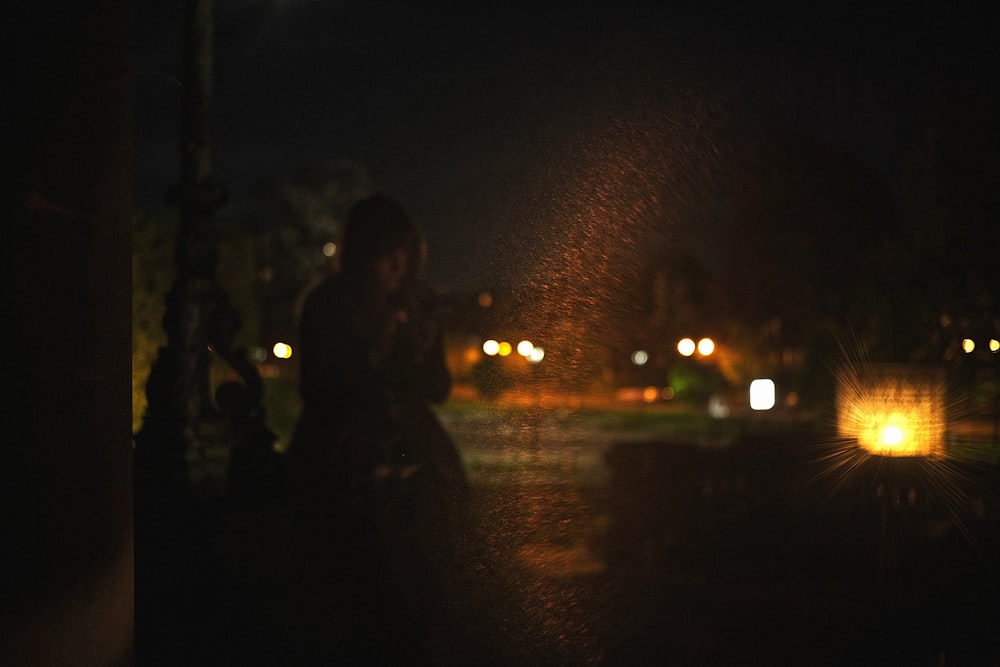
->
(135, 1), (998, 293)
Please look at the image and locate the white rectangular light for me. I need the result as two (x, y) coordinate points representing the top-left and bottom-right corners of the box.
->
(749, 378), (775, 410)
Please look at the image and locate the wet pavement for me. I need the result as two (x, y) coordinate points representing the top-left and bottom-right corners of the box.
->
(137, 409), (1000, 665)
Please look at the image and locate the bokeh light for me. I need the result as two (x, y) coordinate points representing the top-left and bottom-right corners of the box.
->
(697, 337), (715, 356)
(498, 341), (513, 357)
(517, 340), (535, 357)
(962, 338), (975, 353)
(990, 338), (999, 353)
(749, 378), (775, 410)
(483, 339), (500, 356)
(677, 338), (696, 356)
(631, 350), (649, 366)
(272, 342), (293, 359)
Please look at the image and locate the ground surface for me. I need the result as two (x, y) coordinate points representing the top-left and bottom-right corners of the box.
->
(136, 409), (1000, 666)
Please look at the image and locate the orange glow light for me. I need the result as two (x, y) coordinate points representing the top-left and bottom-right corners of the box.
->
(697, 338), (715, 356)
(836, 363), (946, 457)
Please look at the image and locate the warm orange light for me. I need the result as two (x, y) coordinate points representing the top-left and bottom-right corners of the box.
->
(697, 338), (715, 356)
(478, 292), (493, 308)
(642, 386), (659, 403)
(677, 338), (696, 356)
(836, 364), (946, 457)
(881, 423), (904, 446)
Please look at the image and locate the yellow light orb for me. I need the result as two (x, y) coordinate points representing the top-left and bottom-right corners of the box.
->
(322, 242), (337, 257)
(498, 341), (513, 357)
(272, 342), (293, 359)
(990, 339), (999, 353)
(697, 338), (715, 356)
(881, 425), (904, 446)
(962, 338), (975, 353)
(836, 365), (946, 457)
(517, 340), (534, 357)
(482, 339), (500, 356)
(677, 338), (696, 356)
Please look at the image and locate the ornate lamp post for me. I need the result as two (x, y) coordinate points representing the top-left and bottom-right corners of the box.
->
(134, 0), (229, 511)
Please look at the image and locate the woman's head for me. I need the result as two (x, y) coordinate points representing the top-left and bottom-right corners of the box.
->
(339, 194), (421, 275)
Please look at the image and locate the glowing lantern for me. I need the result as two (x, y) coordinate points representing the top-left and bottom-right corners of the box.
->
(836, 363), (946, 457)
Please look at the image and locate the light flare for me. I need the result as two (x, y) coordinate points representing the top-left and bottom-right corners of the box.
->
(836, 363), (946, 457)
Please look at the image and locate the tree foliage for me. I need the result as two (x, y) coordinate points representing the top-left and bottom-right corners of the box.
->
(132, 208), (177, 434)
(238, 158), (372, 348)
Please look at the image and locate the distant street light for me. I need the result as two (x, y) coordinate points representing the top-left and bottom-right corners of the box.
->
(697, 338), (715, 356)
(677, 338), (696, 356)
(677, 337), (715, 357)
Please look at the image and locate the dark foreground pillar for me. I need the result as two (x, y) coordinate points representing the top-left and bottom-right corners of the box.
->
(6, 3), (135, 666)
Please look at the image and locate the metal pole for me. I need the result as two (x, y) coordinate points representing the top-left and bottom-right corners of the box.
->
(134, 0), (228, 506)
